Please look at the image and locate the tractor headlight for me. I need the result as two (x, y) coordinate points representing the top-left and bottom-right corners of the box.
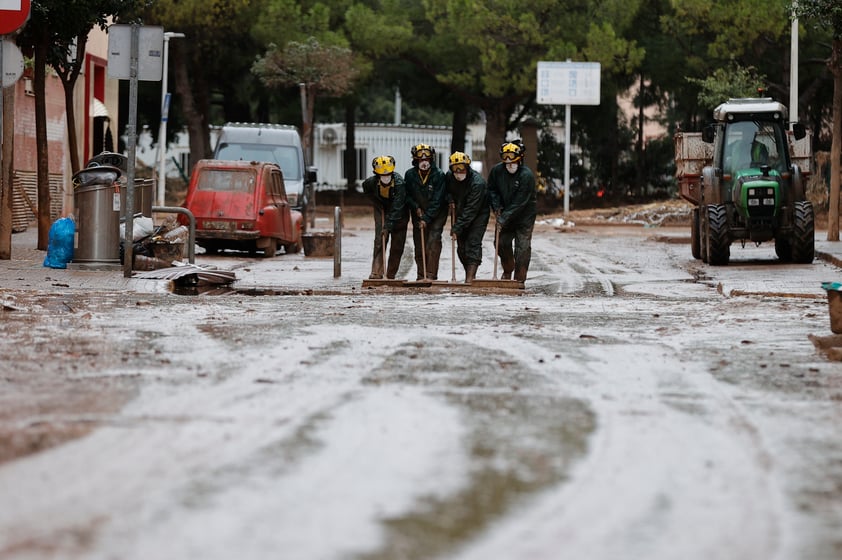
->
(748, 199), (760, 206)
(763, 198), (776, 205)
(748, 188), (756, 196)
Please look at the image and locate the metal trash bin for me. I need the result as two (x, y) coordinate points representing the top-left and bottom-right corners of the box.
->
(120, 177), (154, 218)
(73, 165), (122, 263)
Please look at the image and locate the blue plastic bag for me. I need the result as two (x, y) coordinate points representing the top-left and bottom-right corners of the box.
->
(43, 217), (76, 269)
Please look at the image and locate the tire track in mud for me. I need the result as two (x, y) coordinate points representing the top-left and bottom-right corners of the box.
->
(528, 233), (629, 296)
(355, 336), (595, 560)
(445, 327), (783, 560)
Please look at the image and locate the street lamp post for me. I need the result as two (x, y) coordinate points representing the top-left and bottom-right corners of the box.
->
(156, 31), (185, 207)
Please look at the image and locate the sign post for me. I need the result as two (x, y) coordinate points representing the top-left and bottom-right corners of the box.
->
(0, 0), (31, 259)
(108, 24), (163, 277)
(536, 60), (601, 214)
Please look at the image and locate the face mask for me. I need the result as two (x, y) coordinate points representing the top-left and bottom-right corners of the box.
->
(419, 160), (431, 171)
(454, 172), (467, 182)
(506, 163), (519, 174)
(379, 174), (392, 185)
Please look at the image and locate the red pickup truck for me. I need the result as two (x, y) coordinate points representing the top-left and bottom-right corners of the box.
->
(182, 159), (303, 257)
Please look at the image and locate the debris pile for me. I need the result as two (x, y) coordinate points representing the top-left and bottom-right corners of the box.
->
(123, 216), (189, 271)
(564, 199), (693, 227)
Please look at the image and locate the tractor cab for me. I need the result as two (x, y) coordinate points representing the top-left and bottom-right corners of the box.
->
(719, 118), (790, 237)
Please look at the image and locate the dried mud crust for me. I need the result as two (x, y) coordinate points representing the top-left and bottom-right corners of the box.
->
(0, 292), (144, 465)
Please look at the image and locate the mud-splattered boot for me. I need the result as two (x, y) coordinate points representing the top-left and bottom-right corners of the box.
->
(465, 264), (478, 284)
(426, 244), (442, 280)
(514, 264), (528, 283)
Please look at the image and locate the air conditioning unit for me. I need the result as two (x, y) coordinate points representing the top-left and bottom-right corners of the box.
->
(320, 126), (338, 146)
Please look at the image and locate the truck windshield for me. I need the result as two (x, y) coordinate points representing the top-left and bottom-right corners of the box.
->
(723, 120), (786, 175)
(215, 143), (302, 180)
(197, 169), (256, 193)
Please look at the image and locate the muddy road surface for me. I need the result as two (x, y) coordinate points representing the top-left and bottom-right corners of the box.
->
(1, 216), (841, 560)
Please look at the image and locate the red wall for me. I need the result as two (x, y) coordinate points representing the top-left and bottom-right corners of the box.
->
(13, 72), (68, 175)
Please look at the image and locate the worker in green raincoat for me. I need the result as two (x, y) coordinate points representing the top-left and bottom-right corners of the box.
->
(445, 152), (490, 284)
(405, 144), (448, 280)
(487, 140), (537, 282)
(362, 155), (408, 279)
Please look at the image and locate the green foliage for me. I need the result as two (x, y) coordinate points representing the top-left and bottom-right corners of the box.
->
(687, 63), (767, 109)
(583, 22), (645, 77)
(252, 37), (359, 96)
(794, 0), (842, 39)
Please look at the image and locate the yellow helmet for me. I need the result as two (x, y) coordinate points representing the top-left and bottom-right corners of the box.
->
(411, 144), (434, 161)
(449, 152), (471, 172)
(500, 141), (524, 163)
(372, 155), (396, 175)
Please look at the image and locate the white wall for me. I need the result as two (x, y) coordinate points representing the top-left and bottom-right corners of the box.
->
(313, 123), (473, 189)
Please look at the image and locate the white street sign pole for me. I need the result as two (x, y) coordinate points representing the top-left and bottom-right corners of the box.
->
(564, 104), (571, 214)
(157, 32), (184, 206)
(790, 2), (798, 125)
(536, 60), (600, 215)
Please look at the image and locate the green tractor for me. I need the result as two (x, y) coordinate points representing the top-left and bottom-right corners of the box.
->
(676, 98), (814, 265)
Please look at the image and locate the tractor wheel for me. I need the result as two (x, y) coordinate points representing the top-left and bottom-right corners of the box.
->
(705, 204), (730, 266)
(790, 200), (815, 264)
(690, 207), (701, 260)
(775, 237), (792, 262)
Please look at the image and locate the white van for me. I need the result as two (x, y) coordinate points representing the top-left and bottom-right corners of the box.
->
(213, 123), (316, 214)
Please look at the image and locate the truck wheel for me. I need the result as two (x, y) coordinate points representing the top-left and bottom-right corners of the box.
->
(690, 207), (701, 259)
(284, 241), (301, 255)
(706, 204), (730, 266)
(790, 200), (815, 264)
(262, 238), (277, 258)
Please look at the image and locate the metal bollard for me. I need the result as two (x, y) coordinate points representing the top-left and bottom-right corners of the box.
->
(334, 206), (341, 278)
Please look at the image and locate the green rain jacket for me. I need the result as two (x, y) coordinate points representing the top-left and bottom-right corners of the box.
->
(446, 169), (490, 236)
(487, 162), (537, 229)
(362, 172), (407, 231)
(404, 165), (447, 224)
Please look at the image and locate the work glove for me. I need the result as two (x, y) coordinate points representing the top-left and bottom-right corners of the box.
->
(416, 208), (423, 218)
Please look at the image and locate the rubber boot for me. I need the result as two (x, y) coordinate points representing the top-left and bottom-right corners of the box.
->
(514, 264), (528, 282)
(501, 270), (512, 280)
(465, 264), (478, 284)
(386, 250), (402, 279)
(427, 243), (442, 280)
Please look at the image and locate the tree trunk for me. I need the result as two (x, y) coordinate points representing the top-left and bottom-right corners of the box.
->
(344, 101), (356, 190)
(828, 37), (842, 241)
(172, 45), (210, 177)
(484, 107), (507, 174)
(57, 33), (87, 175)
(0, 80), (14, 260)
(636, 73), (645, 196)
(303, 83), (315, 167)
(63, 80), (80, 174)
(35, 36), (51, 250)
(451, 103), (467, 154)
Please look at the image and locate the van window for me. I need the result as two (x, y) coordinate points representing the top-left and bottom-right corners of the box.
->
(198, 169), (256, 193)
(216, 143), (302, 180)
